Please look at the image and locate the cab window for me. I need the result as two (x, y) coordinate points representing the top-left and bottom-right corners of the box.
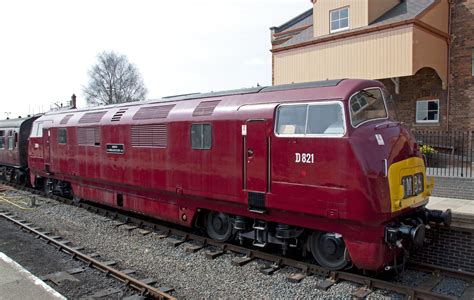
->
(275, 102), (345, 137)
(349, 88), (387, 127)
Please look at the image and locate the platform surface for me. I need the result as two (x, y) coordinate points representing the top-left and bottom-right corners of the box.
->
(428, 196), (474, 229)
(0, 252), (65, 300)
(428, 196), (474, 215)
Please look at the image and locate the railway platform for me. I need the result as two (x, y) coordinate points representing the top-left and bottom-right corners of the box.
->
(427, 196), (474, 229)
(0, 252), (65, 300)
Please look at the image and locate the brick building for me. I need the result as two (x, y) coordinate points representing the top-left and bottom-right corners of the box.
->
(270, 0), (474, 132)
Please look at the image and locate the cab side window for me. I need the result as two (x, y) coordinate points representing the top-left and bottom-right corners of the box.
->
(276, 102), (345, 136)
(58, 128), (67, 144)
(0, 130), (4, 149)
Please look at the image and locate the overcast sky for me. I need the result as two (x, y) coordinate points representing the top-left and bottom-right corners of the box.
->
(0, 0), (310, 119)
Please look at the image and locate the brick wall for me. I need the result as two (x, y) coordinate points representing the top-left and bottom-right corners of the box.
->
(380, 68), (447, 131)
(449, 0), (474, 132)
(430, 176), (474, 200)
(410, 225), (474, 272)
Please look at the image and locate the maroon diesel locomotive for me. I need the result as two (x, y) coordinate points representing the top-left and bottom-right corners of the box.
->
(2, 79), (451, 271)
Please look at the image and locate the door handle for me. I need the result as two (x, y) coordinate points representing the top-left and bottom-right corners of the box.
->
(247, 149), (254, 158)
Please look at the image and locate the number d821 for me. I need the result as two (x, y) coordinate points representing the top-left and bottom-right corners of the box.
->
(295, 153), (314, 164)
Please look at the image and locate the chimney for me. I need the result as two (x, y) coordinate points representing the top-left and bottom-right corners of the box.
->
(71, 94), (77, 109)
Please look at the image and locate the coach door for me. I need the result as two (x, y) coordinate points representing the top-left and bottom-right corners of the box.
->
(245, 119), (269, 212)
(43, 128), (51, 172)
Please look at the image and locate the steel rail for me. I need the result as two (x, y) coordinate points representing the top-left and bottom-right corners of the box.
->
(1, 181), (472, 299)
(0, 211), (175, 300)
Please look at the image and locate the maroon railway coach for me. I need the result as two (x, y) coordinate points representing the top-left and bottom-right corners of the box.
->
(27, 79), (451, 271)
(0, 115), (40, 183)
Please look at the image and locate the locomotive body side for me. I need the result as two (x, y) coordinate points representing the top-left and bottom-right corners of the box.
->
(27, 79), (450, 271)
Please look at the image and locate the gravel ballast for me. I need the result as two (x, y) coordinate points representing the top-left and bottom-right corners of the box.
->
(0, 188), (469, 298)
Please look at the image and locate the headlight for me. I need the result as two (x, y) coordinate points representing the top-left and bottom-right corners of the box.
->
(402, 176), (413, 198)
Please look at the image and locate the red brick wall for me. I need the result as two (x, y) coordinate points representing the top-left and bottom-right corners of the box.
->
(380, 68), (447, 131)
(449, 0), (474, 132)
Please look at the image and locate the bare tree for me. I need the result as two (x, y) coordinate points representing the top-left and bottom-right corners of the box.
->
(83, 51), (147, 106)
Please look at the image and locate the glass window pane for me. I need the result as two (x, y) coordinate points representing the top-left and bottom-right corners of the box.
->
(417, 110), (428, 121)
(277, 105), (308, 134)
(428, 111), (438, 121)
(340, 18), (348, 29)
(340, 8), (348, 18)
(307, 104), (344, 135)
(203, 124), (212, 149)
(331, 21), (339, 31)
(191, 124), (202, 149)
(417, 101), (428, 112)
(428, 101), (438, 110)
(331, 10), (339, 21)
(350, 89), (387, 126)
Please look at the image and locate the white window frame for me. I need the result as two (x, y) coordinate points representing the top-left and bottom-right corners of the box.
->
(471, 48), (474, 76)
(416, 99), (439, 124)
(330, 7), (349, 33)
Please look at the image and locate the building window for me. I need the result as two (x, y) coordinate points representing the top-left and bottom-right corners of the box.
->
(416, 99), (439, 123)
(330, 7), (349, 33)
(0, 131), (4, 149)
(58, 128), (67, 144)
(191, 124), (212, 149)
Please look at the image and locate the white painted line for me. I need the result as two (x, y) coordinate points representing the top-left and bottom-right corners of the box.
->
(0, 252), (66, 299)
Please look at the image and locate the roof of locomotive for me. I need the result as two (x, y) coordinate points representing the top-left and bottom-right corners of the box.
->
(36, 79), (384, 126)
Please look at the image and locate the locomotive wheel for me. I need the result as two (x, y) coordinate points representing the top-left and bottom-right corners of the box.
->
(205, 212), (233, 242)
(310, 231), (349, 270)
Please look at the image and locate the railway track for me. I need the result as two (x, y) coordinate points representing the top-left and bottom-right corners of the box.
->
(0, 209), (175, 300)
(1, 180), (473, 299)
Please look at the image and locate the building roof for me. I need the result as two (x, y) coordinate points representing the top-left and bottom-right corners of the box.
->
(272, 0), (436, 50)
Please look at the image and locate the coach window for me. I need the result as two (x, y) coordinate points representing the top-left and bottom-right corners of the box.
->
(191, 124), (212, 149)
(0, 131), (4, 149)
(58, 128), (67, 144)
(7, 131), (14, 150)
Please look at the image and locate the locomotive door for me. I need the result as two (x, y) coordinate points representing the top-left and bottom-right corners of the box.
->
(245, 119), (269, 211)
(43, 128), (51, 172)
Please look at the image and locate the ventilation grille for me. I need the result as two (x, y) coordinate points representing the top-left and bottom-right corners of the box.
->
(131, 124), (167, 148)
(111, 108), (128, 122)
(193, 100), (220, 116)
(133, 105), (175, 120)
(77, 127), (101, 145)
(79, 111), (107, 124)
(60, 114), (74, 125)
